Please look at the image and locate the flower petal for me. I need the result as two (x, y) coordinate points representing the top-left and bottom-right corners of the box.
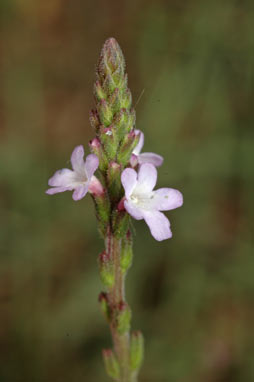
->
(132, 130), (144, 155)
(151, 188), (183, 211)
(136, 163), (157, 193)
(48, 168), (76, 187)
(124, 200), (144, 220)
(72, 184), (89, 201)
(143, 211), (172, 241)
(85, 154), (99, 179)
(121, 168), (138, 198)
(46, 186), (73, 195)
(138, 152), (164, 167)
(71, 145), (86, 174)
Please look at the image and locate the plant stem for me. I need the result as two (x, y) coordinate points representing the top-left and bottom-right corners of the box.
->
(107, 233), (135, 382)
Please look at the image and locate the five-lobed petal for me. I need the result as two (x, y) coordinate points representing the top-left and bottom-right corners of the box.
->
(121, 163), (183, 241)
(46, 145), (99, 201)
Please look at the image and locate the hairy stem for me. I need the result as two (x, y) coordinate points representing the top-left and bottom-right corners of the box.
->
(107, 234), (135, 382)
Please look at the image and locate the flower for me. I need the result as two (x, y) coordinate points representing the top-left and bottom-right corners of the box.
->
(121, 163), (183, 241)
(46, 145), (100, 201)
(130, 130), (163, 167)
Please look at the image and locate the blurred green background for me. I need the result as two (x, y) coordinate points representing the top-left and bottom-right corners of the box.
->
(0, 0), (253, 381)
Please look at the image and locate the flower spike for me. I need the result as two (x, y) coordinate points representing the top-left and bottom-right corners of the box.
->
(46, 38), (184, 381)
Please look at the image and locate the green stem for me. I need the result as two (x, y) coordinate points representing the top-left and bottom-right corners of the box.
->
(107, 234), (135, 382)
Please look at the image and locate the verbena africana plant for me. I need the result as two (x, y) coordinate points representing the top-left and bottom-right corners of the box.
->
(46, 38), (183, 382)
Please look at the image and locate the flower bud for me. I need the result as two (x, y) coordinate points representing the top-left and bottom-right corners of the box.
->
(102, 349), (120, 380)
(89, 136), (100, 152)
(117, 197), (125, 212)
(100, 126), (119, 160)
(112, 108), (131, 140)
(96, 38), (125, 100)
(108, 87), (121, 114)
(89, 110), (100, 131)
(112, 67), (126, 89)
(94, 80), (106, 102)
(98, 292), (111, 321)
(93, 191), (111, 236)
(121, 88), (132, 109)
(129, 108), (136, 127)
(107, 161), (122, 202)
(115, 302), (131, 334)
(112, 210), (130, 239)
(98, 251), (114, 288)
(102, 73), (116, 96)
(99, 38), (125, 77)
(120, 230), (133, 273)
(117, 130), (140, 166)
(130, 331), (144, 372)
(89, 137), (108, 172)
(98, 99), (113, 127)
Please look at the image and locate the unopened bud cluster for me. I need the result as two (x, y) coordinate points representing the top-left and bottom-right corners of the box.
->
(89, 38), (139, 237)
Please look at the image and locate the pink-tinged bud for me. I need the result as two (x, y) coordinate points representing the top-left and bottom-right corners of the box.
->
(89, 137), (101, 150)
(89, 137), (108, 172)
(104, 127), (113, 136)
(117, 197), (125, 211)
(130, 153), (138, 167)
(109, 161), (120, 171)
(88, 176), (104, 196)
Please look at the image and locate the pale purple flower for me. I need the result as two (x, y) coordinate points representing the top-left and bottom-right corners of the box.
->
(121, 163), (183, 241)
(46, 145), (100, 201)
(130, 130), (163, 167)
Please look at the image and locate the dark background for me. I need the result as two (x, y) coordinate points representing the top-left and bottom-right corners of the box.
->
(0, 0), (253, 381)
